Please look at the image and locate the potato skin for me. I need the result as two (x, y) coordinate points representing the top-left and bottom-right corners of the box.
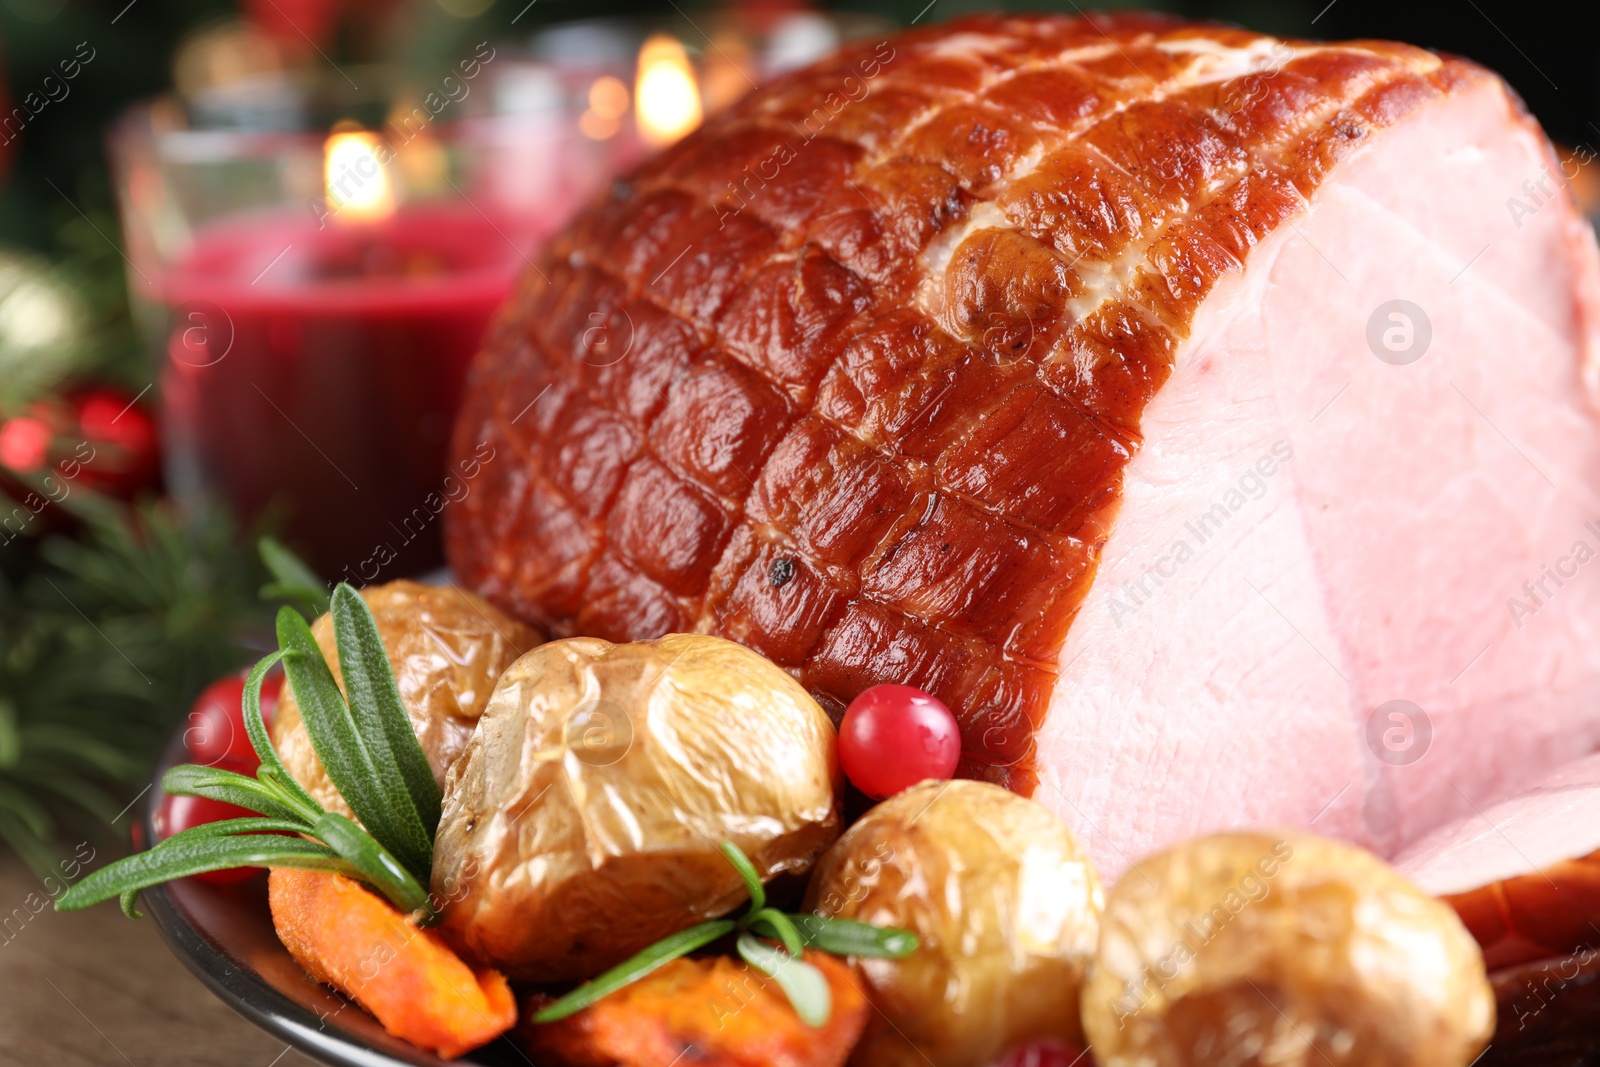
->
(803, 779), (1103, 1067)
(431, 633), (841, 981)
(271, 580), (539, 819)
(1081, 831), (1495, 1067)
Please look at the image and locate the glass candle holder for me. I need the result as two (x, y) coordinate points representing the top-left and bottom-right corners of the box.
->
(111, 57), (628, 580)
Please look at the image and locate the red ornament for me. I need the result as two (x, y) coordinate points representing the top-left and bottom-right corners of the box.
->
(184, 670), (283, 768)
(838, 683), (962, 800)
(68, 385), (160, 501)
(0, 415), (50, 472)
(0, 384), (161, 540)
(153, 770), (263, 885)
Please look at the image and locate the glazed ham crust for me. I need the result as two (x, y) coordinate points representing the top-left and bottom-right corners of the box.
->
(446, 14), (1485, 792)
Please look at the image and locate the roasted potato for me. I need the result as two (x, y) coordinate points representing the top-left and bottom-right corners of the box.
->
(271, 579), (539, 819)
(432, 634), (841, 981)
(804, 779), (1103, 1067)
(1081, 831), (1494, 1067)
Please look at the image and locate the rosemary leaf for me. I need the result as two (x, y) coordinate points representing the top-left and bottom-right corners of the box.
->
(532, 919), (737, 1023)
(259, 537), (331, 617)
(57, 835), (354, 912)
(142, 816), (309, 841)
(275, 606), (433, 885)
(241, 651), (321, 820)
(312, 811), (431, 916)
(736, 933), (831, 1027)
(748, 908), (804, 956)
(162, 764), (308, 825)
(719, 840), (765, 913)
(329, 585), (441, 841)
(790, 914), (919, 958)
(161, 763), (306, 823)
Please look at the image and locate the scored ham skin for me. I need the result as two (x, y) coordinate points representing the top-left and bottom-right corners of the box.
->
(446, 14), (1600, 875)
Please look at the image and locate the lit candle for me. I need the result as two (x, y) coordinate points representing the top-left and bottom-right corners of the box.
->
(635, 35), (701, 146)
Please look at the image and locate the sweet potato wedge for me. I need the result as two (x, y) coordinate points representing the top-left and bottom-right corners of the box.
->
(268, 868), (515, 1059)
(522, 951), (869, 1067)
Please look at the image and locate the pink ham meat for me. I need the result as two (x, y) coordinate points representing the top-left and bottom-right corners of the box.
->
(1033, 39), (1600, 875)
(1397, 753), (1600, 969)
(447, 14), (1600, 880)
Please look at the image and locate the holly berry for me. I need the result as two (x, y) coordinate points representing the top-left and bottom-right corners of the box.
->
(838, 683), (962, 800)
(153, 771), (261, 885)
(184, 670), (283, 768)
(991, 1039), (1087, 1067)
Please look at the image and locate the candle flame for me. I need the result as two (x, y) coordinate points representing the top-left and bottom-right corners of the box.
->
(324, 129), (395, 221)
(635, 35), (701, 147)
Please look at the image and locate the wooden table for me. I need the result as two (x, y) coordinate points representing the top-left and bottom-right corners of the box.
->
(0, 853), (320, 1067)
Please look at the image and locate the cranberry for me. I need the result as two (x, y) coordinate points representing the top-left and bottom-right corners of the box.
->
(184, 670), (283, 767)
(838, 684), (962, 800)
(991, 1040), (1087, 1067)
(153, 772), (262, 885)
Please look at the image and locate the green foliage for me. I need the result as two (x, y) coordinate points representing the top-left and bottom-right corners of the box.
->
(0, 502), (274, 873)
(57, 588), (437, 918)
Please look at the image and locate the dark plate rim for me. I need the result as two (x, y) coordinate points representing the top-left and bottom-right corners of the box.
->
(138, 727), (514, 1067)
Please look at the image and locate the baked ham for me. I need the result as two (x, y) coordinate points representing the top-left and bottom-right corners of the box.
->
(446, 13), (1600, 877)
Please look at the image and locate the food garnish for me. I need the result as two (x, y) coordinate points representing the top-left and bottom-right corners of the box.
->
(535, 839), (916, 1028)
(258, 534), (332, 617)
(269, 867), (515, 1059)
(151, 785), (262, 884)
(838, 683), (961, 800)
(1081, 831), (1493, 1067)
(269, 579), (537, 821)
(57, 585), (443, 918)
(525, 950), (870, 1067)
(806, 780), (1103, 1067)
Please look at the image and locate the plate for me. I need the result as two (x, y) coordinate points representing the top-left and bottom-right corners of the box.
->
(138, 728), (529, 1067)
(136, 722), (1599, 1066)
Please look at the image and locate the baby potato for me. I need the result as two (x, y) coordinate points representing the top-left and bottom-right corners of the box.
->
(272, 579), (539, 819)
(804, 779), (1103, 1067)
(432, 634), (841, 982)
(1082, 831), (1494, 1067)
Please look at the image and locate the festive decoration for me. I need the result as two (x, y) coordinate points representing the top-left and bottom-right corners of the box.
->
(0, 503), (278, 874)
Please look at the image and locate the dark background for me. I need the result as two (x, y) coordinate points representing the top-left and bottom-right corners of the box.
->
(1, 0), (1596, 263)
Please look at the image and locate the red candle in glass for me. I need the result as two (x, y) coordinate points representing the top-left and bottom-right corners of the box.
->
(157, 199), (532, 578)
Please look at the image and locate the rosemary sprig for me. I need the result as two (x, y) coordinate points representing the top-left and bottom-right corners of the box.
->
(259, 536), (332, 618)
(533, 841), (919, 1027)
(56, 586), (440, 919)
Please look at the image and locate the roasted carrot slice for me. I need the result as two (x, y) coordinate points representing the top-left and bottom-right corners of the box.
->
(522, 951), (869, 1067)
(268, 868), (515, 1059)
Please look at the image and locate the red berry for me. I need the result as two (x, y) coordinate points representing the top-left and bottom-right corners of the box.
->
(153, 774), (261, 884)
(838, 684), (961, 800)
(184, 670), (282, 767)
(991, 1039), (1086, 1067)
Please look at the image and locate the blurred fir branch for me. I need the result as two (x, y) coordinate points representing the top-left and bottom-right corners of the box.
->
(0, 500), (275, 874)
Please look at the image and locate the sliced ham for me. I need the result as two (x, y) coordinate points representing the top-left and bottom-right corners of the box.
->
(445, 13), (1600, 879)
(1396, 753), (1600, 969)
